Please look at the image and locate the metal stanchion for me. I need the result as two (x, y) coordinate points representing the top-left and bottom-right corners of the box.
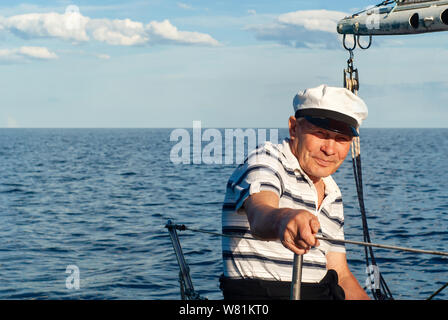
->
(290, 254), (303, 300)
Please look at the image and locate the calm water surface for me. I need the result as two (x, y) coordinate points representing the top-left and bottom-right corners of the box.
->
(0, 128), (447, 300)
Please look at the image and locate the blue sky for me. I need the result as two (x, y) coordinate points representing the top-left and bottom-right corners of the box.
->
(1, 0), (448, 128)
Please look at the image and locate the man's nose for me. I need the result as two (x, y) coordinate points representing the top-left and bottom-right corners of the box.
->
(321, 138), (336, 156)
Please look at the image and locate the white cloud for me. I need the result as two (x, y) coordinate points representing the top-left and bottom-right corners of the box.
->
(247, 9), (348, 49)
(88, 18), (147, 46)
(0, 46), (58, 63)
(177, 2), (193, 10)
(0, 11), (220, 47)
(248, 9), (257, 16)
(146, 19), (220, 46)
(0, 12), (90, 42)
(7, 116), (19, 128)
(19, 46), (58, 59)
(277, 10), (346, 33)
(96, 53), (111, 60)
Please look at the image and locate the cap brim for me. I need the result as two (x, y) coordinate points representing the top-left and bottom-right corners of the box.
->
(303, 116), (358, 137)
(295, 108), (359, 137)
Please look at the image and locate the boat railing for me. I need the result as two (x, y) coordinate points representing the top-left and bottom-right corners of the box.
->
(165, 221), (448, 300)
(165, 220), (206, 300)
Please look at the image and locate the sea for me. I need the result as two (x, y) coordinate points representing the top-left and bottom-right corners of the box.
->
(0, 128), (447, 300)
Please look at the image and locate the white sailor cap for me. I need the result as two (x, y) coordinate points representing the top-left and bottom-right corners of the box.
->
(293, 84), (368, 137)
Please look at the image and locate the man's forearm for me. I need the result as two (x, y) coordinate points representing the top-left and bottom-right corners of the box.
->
(243, 191), (320, 255)
(339, 272), (370, 300)
(246, 203), (295, 240)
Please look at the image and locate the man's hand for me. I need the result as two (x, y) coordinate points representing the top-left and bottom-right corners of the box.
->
(279, 210), (320, 255)
(244, 191), (320, 254)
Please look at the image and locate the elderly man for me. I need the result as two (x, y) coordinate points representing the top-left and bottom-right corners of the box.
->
(220, 84), (370, 300)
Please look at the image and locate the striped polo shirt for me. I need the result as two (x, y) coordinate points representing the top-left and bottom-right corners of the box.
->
(222, 138), (346, 283)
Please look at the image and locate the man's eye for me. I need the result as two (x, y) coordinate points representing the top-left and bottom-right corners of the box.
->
(315, 131), (326, 137)
(336, 136), (351, 143)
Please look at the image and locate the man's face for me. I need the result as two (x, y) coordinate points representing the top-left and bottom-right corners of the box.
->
(288, 117), (353, 182)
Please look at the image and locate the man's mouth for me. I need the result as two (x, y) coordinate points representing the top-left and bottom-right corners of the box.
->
(314, 157), (334, 167)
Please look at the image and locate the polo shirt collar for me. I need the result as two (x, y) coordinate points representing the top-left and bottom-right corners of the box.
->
(282, 138), (304, 174)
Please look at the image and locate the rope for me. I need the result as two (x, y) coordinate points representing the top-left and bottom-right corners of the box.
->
(427, 282), (448, 300)
(171, 224), (448, 257)
(178, 225), (255, 240)
(350, 0), (395, 17)
(351, 139), (393, 300)
(343, 43), (394, 299)
(315, 236), (448, 257)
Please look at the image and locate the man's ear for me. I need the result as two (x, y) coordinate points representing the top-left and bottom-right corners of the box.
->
(288, 116), (297, 140)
